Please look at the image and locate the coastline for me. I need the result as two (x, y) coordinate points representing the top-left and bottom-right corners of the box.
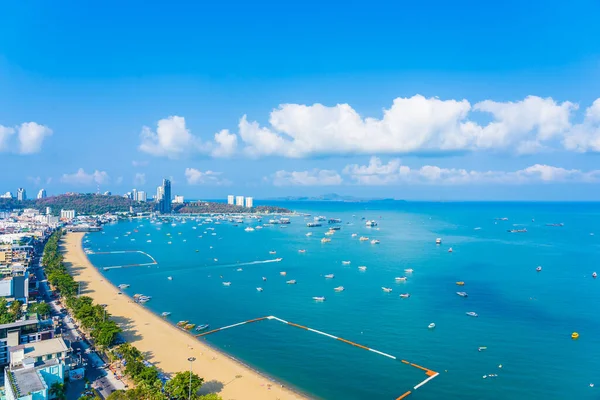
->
(62, 231), (309, 400)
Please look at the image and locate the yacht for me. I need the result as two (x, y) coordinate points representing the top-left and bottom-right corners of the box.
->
(435, 238), (442, 245)
(456, 291), (468, 297)
(536, 266), (542, 272)
(358, 266), (367, 271)
(342, 261), (351, 265)
(466, 312), (478, 317)
(312, 296), (326, 302)
(222, 282), (232, 286)
(366, 220), (378, 227)
(324, 274), (334, 279)
(359, 236), (369, 241)
(195, 324), (210, 332)
(593, 272), (597, 278)
(286, 280), (297, 284)
(256, 287), (264, 292)
(395, 277), (407, 282)
(244, 227), (255, 232)
(400, 293), (410, 298)
(334, 286), (345, 292)
(382, 287), (393, 293)
(371, 239), (380, 244)
(404, 269), (414, 273)
(428, 323), (436, 329)
(161, 312), (171, 317)
(269, 250), (277, 254)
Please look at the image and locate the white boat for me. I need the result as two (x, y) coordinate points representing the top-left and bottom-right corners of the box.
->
(244, 227), (255, 232)
(456, 291), (468, 297)
(321, 238), (331, 243)
(366, 220), (378, 227)
(275, 258), (283, 262)
(146, 240), (152, 243)
(325, 230), (335, 236)
(117, 284), (130, 289)
(593, 272), (597, 278)
(222, 282), (232, 286)
(536, 266), (542, 272)
(448, 247), (453, 253)
(195, 324), (210, 331)
(256, 287), (263, 292)
(306, 232), (313, 237)
(269, 251), (277, 254)
(236, 268), (243, 272)
(280, 271), (287, 276)
(334, 286), (344, 292)
(262, 277), (267, 281)
(167, 276), (173, 280)
(286, 280), (297, 284)
(255, 226), (263, 230)
(371, 239), (380, 244)
(351, 233), (358, 237)
(382, 287), (393, 293)
(214, 258), (218, 262)
(342, 261), (351, 265)
(395, 277), (407, 282)
(428, 323), (436, 329)
(435, 238), (442, 245)
(161, 312), (171, 317)
(404, 268), (414, 273)
(324, 274), (334, 279)
(400, 293), (410, 298)
(358, 266), (367, 271)
(298, 249), (306, 253)
(359, 236), (369, 241)
(312, 296), (326, 301)
(466, 311), (478, 317)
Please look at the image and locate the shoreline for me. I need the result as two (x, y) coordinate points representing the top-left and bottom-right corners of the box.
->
(62, 231), (309, 400)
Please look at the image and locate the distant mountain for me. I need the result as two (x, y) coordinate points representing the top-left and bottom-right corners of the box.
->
(270, 193), (399, 202)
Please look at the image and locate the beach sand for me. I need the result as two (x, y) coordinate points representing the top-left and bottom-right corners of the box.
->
(62, 232), (307, 400)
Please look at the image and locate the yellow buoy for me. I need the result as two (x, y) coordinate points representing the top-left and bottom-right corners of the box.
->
(571, 332), (579, 339)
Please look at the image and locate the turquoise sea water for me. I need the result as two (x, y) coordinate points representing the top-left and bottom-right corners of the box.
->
(84, 202), (600, 400)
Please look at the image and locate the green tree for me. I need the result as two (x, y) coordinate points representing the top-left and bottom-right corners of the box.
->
(164, 371), (204, 400)
(9, 300), (22, 320)
(29, 301), (52, 318)
(49, 382), (66, 400)
(118, 343), (142, 363)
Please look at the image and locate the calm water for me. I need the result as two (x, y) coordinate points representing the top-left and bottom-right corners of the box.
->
(84, 202), (600, 399)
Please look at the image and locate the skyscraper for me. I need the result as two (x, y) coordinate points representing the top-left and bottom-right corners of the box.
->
(132, 189), (138, 201)
(37, 189), (47, 199)
(245, 197), (253, 208)
(227, 195), (234, 205)
(138, 191), (147, 202)
(17, 188), (26, 201)
(156, 186), (164, 201)
(160, 179), (171, 213)
(236, 196), (244, 206)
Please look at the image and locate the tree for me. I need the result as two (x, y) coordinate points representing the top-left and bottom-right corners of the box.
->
(118, 343), (142, 363)
(199, 394), (223, 400)
(49, 382), (66, 400)
(29, 301), (52, 318)
(164, 371), (204, 400)
(9, 300), (22, 320)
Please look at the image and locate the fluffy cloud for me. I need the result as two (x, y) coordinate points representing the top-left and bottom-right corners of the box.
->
(0, 122), (52, 154)
(343, 157), (600, 185)
(133, 173), (146, 186)
(139, 116), (204, 158)
(562, 99), (600, 152)
(211, 129), (238, 157)
(184, 168), (230, 185)
(61, 168), (110, 185)
(270, 169), (343, 186)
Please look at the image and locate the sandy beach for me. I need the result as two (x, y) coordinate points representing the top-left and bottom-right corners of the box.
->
(62, 232), (307, 400)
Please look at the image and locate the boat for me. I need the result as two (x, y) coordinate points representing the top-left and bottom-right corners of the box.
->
(351, 233), (358, 237)
(466, 312), (478, 317)
(161, 312), (171, 317)
(312, 296), (326, 302)
(359, 236), (369, 241)
(428, 323), (436, 329)
(321, 238), (331, 243)
(214, 258), (218, 262)
(298, 249), (306, 253)
(195, 324), (210, 331)
(382, 287), (393, 292)
(342, 261), (351, 265)
(167, 276), (173, 280)
(593, 272), (597, 278)
(328, 218), (342, 224)
(275, 258), (283, 262)
(325, 230), (335, 236)
(358, 266), (367, 271)
(222, 282), (232, 286)
(366, 220), (378, 227)
(280, 271), (287, 276)
(286, 280), (297, 284)
(117, 284), (130, 289)
(546, 223), (564, 227)
(448, 247), (453, 253)
(508, 228), (527, 233)
(184, 323), (196, 330)
(457, 291), (468, 297)
(435, 238), (442, 245)
(269, 250), (277, 254)
(329, 226), (341, 231)
(404, 269), (414, 273)
(256, 287), (264, 292)
(244, 227), (255, 232)
(536, 266), (542, 272)
(314, 216), (326, 222)
(395, 277), (407, 282)
(371, 239), (380, 244)
(400, 293), (410, 298)
(236, 268), (243, 272)
(177, 321), (188, 327)
(456, 281), (465, 286)
(478, 347), (487, 352)
(146, 240), (152, 243)
(262, 277), (267, 281)
(324, 274), (335, 279)
(305, 232), (313, 237)
(334, 286), (344, 292)
(307, 222), (322, 227)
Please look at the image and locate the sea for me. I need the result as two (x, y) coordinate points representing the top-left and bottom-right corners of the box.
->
(83, 201), (600, 400)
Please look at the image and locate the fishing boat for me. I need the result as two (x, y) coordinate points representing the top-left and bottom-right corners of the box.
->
(435, 238), (442, 245)
(448, 247), (453, 253)
(177, 320), (188, 327)
(161, 312), (171, 317)
(117, 284), (130, 289)
(222, 282), (232, 286)
(184, 323), (196, 330)
(395, 277), (407, 282)
(536, 266), (542, 272)
(466, 312), (478, 317)
(456, 281), (465, 286)
(358, 266), (367, 271)
(269, 251), (277, 254)
(359, 236), (369, 241)
(457, 291), (468, 297)
(286, 280), (297, 284)
(342, 261), (351, 265)
(321, 238), (331, 243)
(312, 296), (326, 302)
(324, 274), (335, 279)
(334, 286), (344, 292)
(256, 287), (263, 292)
(280, 271), (287, 276)
(195, 324), (209, 332)
(167, 276), (173, 280)
(382, 287), (393, 293)
(400, 293), (410, 298)
(371, 239), (380, 244)
(404, 268), (414, 273)
(428, 323), (436, 329)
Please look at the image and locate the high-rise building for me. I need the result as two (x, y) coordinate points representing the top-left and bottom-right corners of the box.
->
(132, 189), (138, 201)
(160, 179), (171, 213)
(45, 207), (51, 216)
(36, 189), (46, 199)
(227, 195), (234, 205)
(137, 191), (147, 202)
(17, 188), (26, 201)
(60, 209), (76, 220)
(173, 195), (184, 204)
(245, 197), (253, 208)
(156, 186), (164, 201)
(236, 196), (244, 206)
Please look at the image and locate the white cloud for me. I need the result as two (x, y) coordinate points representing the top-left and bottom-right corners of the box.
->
(211, 129), (238, 157)
(0, 126), (15, 151)
(0, 122), (52, 154)
(139, 116), (208, 158)
(133, 173), (146, 186)
(562, 99), (600, 152)
(184, 168), (230, 185)
(342, 157), (600, 185)
(61, 168), (110, 185)
(132, 160), (149, 167)
(270, 169), (343, 186)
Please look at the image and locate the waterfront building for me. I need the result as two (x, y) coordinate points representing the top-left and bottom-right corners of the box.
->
(137, 191), (147, 202)
(227, 195), (234, 205)
(16, 189), (26, 202)
(159, 179), (171, 213)
(59, 210), (75, 221)
(0, 318), (56, 366)
(173, 195), (184, 204)
(236, 196), (244, 206)
(36, 189), (46, 200)
(245, 197), (253, 208)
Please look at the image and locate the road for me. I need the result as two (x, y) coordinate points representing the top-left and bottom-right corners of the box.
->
(33, 252), (126, 399)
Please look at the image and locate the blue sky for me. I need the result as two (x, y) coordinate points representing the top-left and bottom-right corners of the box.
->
(1, 0), (600, 200)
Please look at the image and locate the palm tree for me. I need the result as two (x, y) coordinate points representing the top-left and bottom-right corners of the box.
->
(49, 382), (66, 400)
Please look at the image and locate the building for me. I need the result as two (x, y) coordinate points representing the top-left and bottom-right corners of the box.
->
(137, 191), (147, 202)
(156, 186), (164, 201)
(235, 196), (244, 207)
(159, 179), (171, 213)
(36, 189), (46, 200)
(45, 207), (51, 216)
(0, 318), (55, 366)
(173, 195), (184, 204)
(59, 210), (75, 221)
(103, 191), (111, 196)
(227, 195), (234, 205)
(0, 192), (13, 199)
(16, 189), (26, 202)
(245, 197), (253, 208)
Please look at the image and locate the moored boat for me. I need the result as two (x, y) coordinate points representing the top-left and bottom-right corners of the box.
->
(286, 280), (297, 284)
(457, 291), (468, 297)
(342, 261), (351, 265)
(324, 274), (334, 279)
(334, 286), (344, 292)
(184, 323), (196, 330)
(371, 239), (380, 244)
(177, 320), (188, 327)
(358, 266), (367, 271)
(382, 287), (393, 292)
(161, 312), (171, 317)
(395, 276), (407, 282)
(359, 236), (369, 241)
(400, 293), (410, 298)
(466, 311), (478, 317)
(404, 268), (414, 273)
(312, 296), (326, 301)
(196, 324), (209, 331)
(222, 282), (231, 286)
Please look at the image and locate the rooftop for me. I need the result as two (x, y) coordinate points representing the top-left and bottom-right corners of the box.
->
(9, 367), (45, 395)
(0, 317), (39, 331)
(21, 337), (68, 359)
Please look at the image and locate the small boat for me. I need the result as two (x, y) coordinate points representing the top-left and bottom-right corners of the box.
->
(371, 239), (380, 245)
(161, 312), (171, 317)
(275, 258), (283, 262)
(184, 323), (196, 330)
(117, 284), (130, 289)
(312, 296), (326, 302)
(269, 251), (277, 254)
(435, 238), (442, 245)
(382, 287), (393, 293)
(428, 323), (436, 329)
(168, 276), (173, 280)
(456, 281), (465, 286)
(466, 312), (478, 317)
(256, 287), (264, 292)
(334, 286), (344, 292)
(280, 271), (287, 276)
(177, 320), (188, 327)
(236, 268), (243, 272)
(325, 230), (335, 236)
(342, 261), (351, 265)
(324, 274), (334, 279)
(351, 233), (358, 237)
(404, 268), (414, 273)
(214, 258), (218, 262)
(448, 247), (453, 253)
(400, 293), (410, 298)
(366, 220), (378, 227)
(321, 238), (331, 243)
(358, 266), (367, 271)
(536, 266), (542, 272)
(262, 277), (267, 281)
(298, 249), (306, 253)
(457, 291), (468, 297)
(478, 346), (487, 352)
(222, 282), (232, 286)
(286, 280), (297, 284)
(195, 324), (209, 332)
(146, 240), (152, 243)
(395, 277), (407, 282)
(306, 232), (313, 237)
(244, 227), (255, 232)
(359, 236), (369, 241)
(593, 272), (597, 278)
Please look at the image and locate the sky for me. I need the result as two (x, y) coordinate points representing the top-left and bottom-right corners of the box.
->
(1, 0), (600, 201)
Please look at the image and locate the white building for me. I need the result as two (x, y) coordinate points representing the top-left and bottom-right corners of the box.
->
(0, 192), (12, 199)
(235, 196), (244, 206)
(173, 195), (184, 204)
(36, 189), (46, 199)
(245, 197), (253, 208)
(227, 195), (234, 205)
(17, 188), (26, 201)
(132, 189), (138, 201)
(156, 186), (164, 201)
(45, 207), (51, 216)
(60, 210), (76, 220)
(137, 191), (147, 202)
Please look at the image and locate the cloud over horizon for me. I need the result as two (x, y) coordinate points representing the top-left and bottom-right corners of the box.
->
(0, 122), (53, 154)
(61, 168), (110, 185)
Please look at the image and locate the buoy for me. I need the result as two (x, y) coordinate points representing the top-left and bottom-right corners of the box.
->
(572, 332), (579, 339)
